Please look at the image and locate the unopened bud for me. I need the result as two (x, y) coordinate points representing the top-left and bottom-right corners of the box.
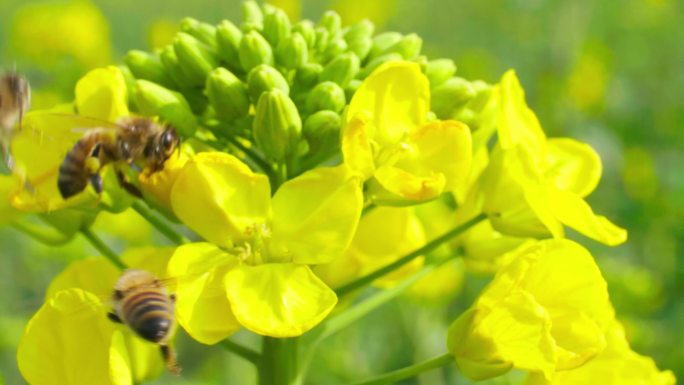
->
(159, 45), (194, 88)
(216, 20), (243, 69)
(303, 109), (341, 155)
(467, 80), (493, 113)
(206, 67), (250, 120)
(180, 17), (218, 49)
(368, 32), (402, 60)
(294, 63), (322, 90)
(306, 81), (346, 113)
(431, 77), (476, 119)
(124, 50), (174, 88)
(345, 79), (362, 102)
(254, 90), (302, 161)
(320, 52), (360, 87)
(425, 59), (457, 88)
(263, 8), (291, 48)
(344, 19), (374, 61)
(242, 1), (264, 32)
(293, 20), (316, 49)
(319, 11), (342, 36)
(239, 30), (274, 72)
(384, 33), (422, 59)
(173, 32), (218, 87)
(314, 27), (330, 55)
(247, 64), (290, 102)
(136, 80), (197, 136)
(358, 53), (402, 79)
(276, 33), (308, 69)
(322, 38), (348, 63)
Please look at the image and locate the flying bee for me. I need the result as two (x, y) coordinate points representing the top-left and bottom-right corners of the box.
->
(108, 269), (181, 375)
(57, 116), (180, 199)
(0, 70), (31, 170)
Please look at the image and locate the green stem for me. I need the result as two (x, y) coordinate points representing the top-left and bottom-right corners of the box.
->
(259, 337), (298, 385)
(335, 213), (487, 297)
(350, 353), (453, 385)
(362, 203), (377, 217)
(80, 227), (127, 270)
(131, 201), (188, 245)
(11, 220), (72, 245)
(220, 339), (261, 365)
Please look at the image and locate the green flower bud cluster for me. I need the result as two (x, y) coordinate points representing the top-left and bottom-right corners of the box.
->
(121, 1), (478, 171)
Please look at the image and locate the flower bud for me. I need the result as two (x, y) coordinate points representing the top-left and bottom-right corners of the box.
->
(320, 52), (360, 87)
(343, 19), (374, 61)
(136, 80), (197, 136)
(180, 17), (218, 49)
(242, 0), (264, 32)
(319, 11), (342, 36)
(293, 20), (316, 49)
(263, 8), (291, 48)
(425, 59), (457, 88)
(358, 53), (402, 79)
(431, 77), (476, 119)
(239, 30), (274, 72)
(322, 37), (348, 63)
(368, 32), (402, 60)
(345, 79), (362, 102)
(247, 64), (290, 103)
(306, 81), (346, 113)
(206, 67), (250, 120)
(174, 32), (218, 87)
(253, 89), (302, 161)
(314, 27), (330, 55)
(124, 50), (174, 88)
(160, 45), (195, 88)
(303, 110), (341, 155)
(384, 33), (422, 59)
(216, 20), (243, 69)
(276, 32), (308, 69)
(293, 63), (322, 90)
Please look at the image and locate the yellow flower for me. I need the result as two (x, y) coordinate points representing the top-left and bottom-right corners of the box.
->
(526, 321), (676, 385)
(18, 248), (176, 385)
(11, 66), (132, 213)
(447, 239), (613, 381)
(167, 152), (363, 342)
(479, 70), (626, 246)
(342, 61), (472, 204)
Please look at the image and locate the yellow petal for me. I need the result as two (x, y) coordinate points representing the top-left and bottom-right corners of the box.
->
(404, 120), (472, 192)
(0, 174), (22, 225)
(116, 330), (164, 383)
(545, 138), (602, 198)
(498, 70), (546, 158)
(109, 331), (134, 385)
(167, 243), (240, 344)
(341, 113), (376, 180)
(75, 66), (129, 121)
(46, 257), (120, 300)
(121, 246), (176, 280)
(271, 165), (363, 264)
(347, 61), (429, 145)
(17, 289), (124, 385)
(224, 263), (337, 337)
(372, 165), (445, 203)
(139, 149), (189, 215)
(547, 185), (627, 246)
(170, 152), (271, 247)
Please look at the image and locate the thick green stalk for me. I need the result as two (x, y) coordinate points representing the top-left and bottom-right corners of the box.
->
(350, 353), (453, 385)
(259, 337), (298, 385)
(131, 201), (189, 245)
(335, 213), (487, 296)
(80, 227), (127, 270)
(11, 220), (72, 246)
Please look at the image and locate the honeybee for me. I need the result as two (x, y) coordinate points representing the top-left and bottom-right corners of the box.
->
(57, 116), (179, 199)
(0, 70), (31, 170)
(107, 269), (181, 375)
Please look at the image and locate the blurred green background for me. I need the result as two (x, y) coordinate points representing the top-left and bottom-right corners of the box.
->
(0, 0), (682, 384)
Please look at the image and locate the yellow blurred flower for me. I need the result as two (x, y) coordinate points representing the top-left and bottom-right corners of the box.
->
(343, 61), (472, 205)
(478, 70), (626, 246)
(166, 153), (363, 341)
(10, 0), (112, 69)
(447, 239), (613, 381)
(18, 248), (175, 385)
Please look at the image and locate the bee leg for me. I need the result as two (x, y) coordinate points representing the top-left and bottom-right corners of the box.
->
(160, 344), (181, 376)
(116, 169), (143, 198)
(90, 174), (103, 194)
(170, 293), (176, 302)
(107, 312), (123, 324)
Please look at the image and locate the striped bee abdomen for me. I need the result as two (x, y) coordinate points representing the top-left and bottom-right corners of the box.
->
(121, 290), (175, 343)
